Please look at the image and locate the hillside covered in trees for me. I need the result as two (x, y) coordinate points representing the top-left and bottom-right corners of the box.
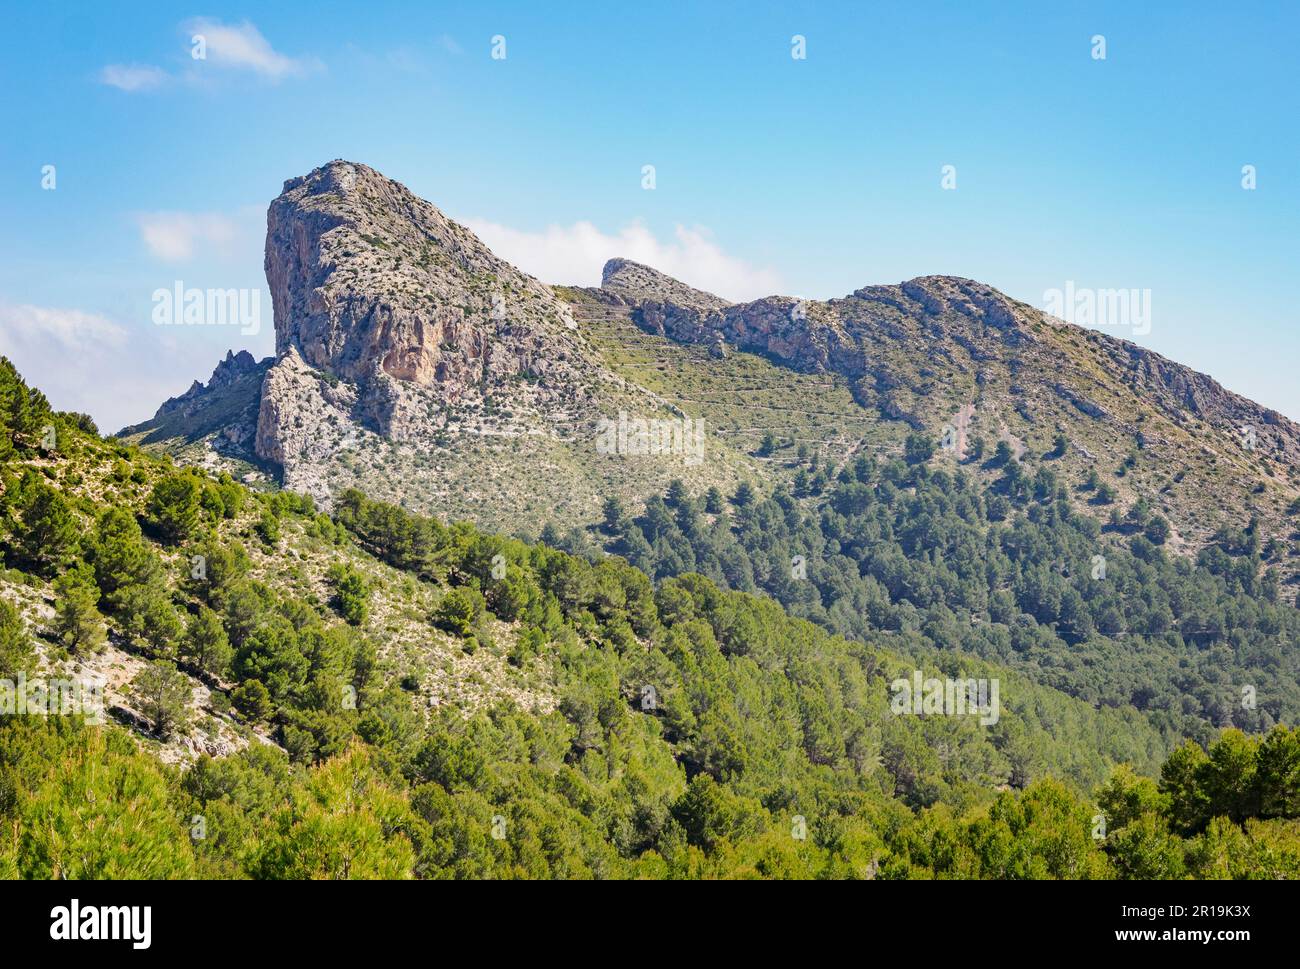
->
(2, 356), (1299, 879)
(598, 438), (1300, 743)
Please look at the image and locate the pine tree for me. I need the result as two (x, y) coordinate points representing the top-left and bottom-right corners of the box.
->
(17, 480), (79, 576)
(90, 506), (159, 596)
(326, 561), (370, 626)
(0, 597), (32, 678)
(130, 660), (192, 737)
(255, 508), (280, 546)
(146, 473), (202, 544)
(600, 496), (625, 532)
(181, 605), (233, 678)
(904, 433), (935, 465)
(52, 564), (107, 653)
(665, 479), (689, 507)
(703, 487), (724, 515)
(1144, 515), (1171, 545)
(11, 720), (195, 878)
(232, 678), (272, 721)
(116, 580), (183, 656)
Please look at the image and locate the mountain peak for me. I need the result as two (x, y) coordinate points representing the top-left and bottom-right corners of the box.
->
(279, 159), (381, 198)
(265, 160), (576, 385)
(600, 257), (731, 310)
(255, 161), (645, 497)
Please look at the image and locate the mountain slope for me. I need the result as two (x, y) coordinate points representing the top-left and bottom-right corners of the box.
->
(128, 162), (762, 525)
(25, 355), (1300, 880)
(122, 161), (1300, 597)
(579, 261), (1300, 587)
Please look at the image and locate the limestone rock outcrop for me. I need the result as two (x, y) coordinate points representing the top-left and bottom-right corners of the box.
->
(254, 160), (623, 473)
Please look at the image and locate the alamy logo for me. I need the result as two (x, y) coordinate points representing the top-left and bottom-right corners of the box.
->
(50, 899), (151, 949)
(596, 411), (705, 466)
(1041, 281), (1151, 336)
(890, 671), (1000, 726)
(152, 281), (261, 335)
(1, 673), (104, 724)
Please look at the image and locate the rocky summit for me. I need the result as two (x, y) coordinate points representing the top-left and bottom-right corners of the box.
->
(161, 160), (670, 506)
(123, 160), (1300, 592)
(264, 162), (588, 396)
(258, 161), (615, 456)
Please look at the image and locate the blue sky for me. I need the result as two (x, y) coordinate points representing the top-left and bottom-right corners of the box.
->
(1, 1), (1297, 431)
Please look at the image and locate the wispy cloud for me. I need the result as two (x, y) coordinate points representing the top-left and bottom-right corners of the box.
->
(134, 208), (261, 263)
(0, 304), (128, 350)
(0, 302), (267, 431)
(183, 18), (321, 80)
(0, 304), (153, 427)
(463, 219), (782, 302)
(99, 63), (167, 92)
(98, 19), (318, 92)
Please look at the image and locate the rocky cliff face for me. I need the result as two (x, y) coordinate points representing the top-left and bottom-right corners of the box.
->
(261, 162), (591, 443)
(254, 160), (652, 493)
(237, 161), (711, 512)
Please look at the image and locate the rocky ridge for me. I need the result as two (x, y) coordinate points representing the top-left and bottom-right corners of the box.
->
(151, 349), (265, 421)
(123, 161), (1300, 582)
(591, 262), (1300, 468)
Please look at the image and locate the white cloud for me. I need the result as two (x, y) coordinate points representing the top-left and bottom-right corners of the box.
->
(183, 18), (320, 79)
(0, 303), (266, 432)
(463, 219), (782, 302)
(99, 63), (168, 92)
(134, 209), (259, 263)
(0, 304), (127, 351)
(0, 304), (158, 429)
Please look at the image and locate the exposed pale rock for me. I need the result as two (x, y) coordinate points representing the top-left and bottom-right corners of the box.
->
(265, 160), (589, 396)
(151, 349), (264, 420)
(256, 160), (630, 477)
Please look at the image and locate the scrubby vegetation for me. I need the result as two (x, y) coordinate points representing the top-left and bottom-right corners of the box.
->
(2, 356), (1298, 879)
